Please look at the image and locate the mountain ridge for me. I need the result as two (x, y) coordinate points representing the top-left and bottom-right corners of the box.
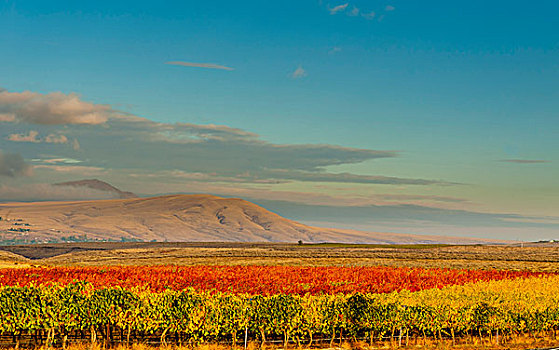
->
(54, 179), (138, 199)
(0, 193), (512, 245)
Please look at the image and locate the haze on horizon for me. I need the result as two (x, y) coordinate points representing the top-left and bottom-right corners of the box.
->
(0, 1), (557, 241)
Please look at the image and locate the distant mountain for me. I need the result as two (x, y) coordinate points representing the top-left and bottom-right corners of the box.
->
(54, 179), (138, 199)
(0, 194), (511, 245)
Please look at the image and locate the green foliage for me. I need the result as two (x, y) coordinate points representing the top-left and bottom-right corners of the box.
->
(0, 283), (559, 345)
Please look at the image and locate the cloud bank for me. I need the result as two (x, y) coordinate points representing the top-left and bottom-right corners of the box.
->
(253, 199), (559, 240)
(0, 88), (454, 198)
(61, 116), (430, 184)
(0, 151), (32, 177)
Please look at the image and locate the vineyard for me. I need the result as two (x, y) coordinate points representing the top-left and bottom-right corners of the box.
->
(0, 265), (542, 294)
(0, 266), (558, 348)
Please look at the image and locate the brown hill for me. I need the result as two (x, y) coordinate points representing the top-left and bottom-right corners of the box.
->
(0, 194), (510, 245)
(54, 179), (138, 199)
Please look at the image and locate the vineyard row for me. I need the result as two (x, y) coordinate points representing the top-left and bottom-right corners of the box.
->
(0, 265), (542, 294)
(2, 275), (559, 347)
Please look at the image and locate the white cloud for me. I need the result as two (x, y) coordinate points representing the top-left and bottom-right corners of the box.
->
(153, 123), (259, 144)
(8, 130), (40, 143)
(45, 134), (69, 144)
(329, 47), (342, 55)
(165, 61), (234, 71)
(72, 138), (81, 151)
(0, 113), (15, 122)
(329, 3), (348, 14)
(7, 130), (69, 144)
(324, 3), (386, 20)
(361, 11), (375, 19)
(500, 159), (550, 164)
(33, 164), (106, 174)
(290, 66), (307, 79)
(0, 88), (112, 125)
(348, 6), (359, 16)
(33, 158), (83, 164)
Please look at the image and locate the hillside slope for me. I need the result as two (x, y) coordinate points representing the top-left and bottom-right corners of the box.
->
(54, 179), (138, 199)
(0, 194), (509, 245)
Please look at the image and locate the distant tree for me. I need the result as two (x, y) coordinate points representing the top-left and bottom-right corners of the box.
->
(298, 240), (303, 245)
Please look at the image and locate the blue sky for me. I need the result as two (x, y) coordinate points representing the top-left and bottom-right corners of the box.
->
(0, 0), (558, 240)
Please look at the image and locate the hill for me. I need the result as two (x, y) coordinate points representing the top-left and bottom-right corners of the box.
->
(54, 179), (138, 199)
(0, 194), (510, 245)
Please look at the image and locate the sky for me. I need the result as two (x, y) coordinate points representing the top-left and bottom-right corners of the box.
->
(0, 0), (558, 240)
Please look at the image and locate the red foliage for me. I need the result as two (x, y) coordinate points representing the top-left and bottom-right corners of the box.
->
(0, 265), (543, 295)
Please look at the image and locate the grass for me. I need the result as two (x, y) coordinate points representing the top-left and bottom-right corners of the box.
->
(34, 244), (559, 272)
(1, 242), (559, 272)
(0, 261), (31, 268)
(298, 243), (454, 249)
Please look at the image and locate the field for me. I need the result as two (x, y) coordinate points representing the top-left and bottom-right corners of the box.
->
(0, 265), (542, 294)
(2, 241), (559, 271)
(1, 242), (559, 350)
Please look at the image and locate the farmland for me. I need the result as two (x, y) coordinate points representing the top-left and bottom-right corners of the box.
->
(2, 241), (559, 271)
(0, 265), (542, 294)
(1, 243), (559, 349)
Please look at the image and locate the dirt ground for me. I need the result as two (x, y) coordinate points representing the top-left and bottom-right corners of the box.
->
(1, 337), (557, 350)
